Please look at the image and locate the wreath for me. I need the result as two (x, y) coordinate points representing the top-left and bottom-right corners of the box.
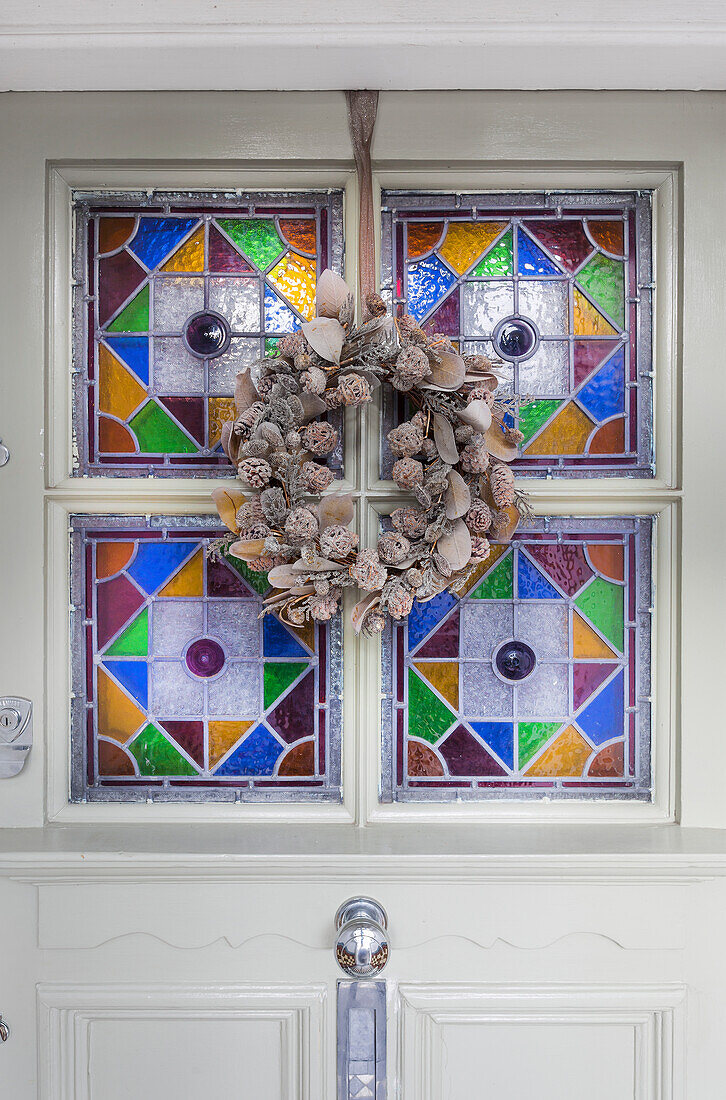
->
(212, 270), (530, 634)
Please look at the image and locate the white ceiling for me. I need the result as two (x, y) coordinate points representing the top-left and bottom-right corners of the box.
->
(1, 0), (726, 90)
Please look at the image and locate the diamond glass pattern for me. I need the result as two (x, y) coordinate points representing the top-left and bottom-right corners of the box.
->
(73, 191), (343, 475)
(381, 192), (653, 477)
(381, 517), (652, 802)
(70, 515), (342, 802)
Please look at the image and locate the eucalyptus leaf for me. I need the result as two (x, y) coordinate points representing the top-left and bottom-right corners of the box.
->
(427, 350), (466, 390)
(457, 399), (493, 433)
(444, 470), (471, 520)
(228, 538), (267, 561)
(299, 392), (328, 423)
(316, 269), (355, 326)
(267, 564), (302, 589)
(483, 422), (519, 462)
(433, 413), (460, 464)
(436, 518), (472, 572)
(234, 368), (259, 413)
(211, 486), (247, 532)
(351, 593), (380, 633)
(317, 492), (355, 530)
(301, 317), (346, 364)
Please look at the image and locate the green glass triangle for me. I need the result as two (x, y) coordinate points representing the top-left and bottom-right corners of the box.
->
(105, 607), (148, 657)
(264, 661), (308, 710)
(222, 548), (269, 595)
(576, 253), (624, 328)
(129, 401), (197, 454)
(471, 551), (513, 600)
(518, 399), (563, 443)
(107, 284), (149, 332)
(265, 336), (281, 356)
(518, 721), (562, 768)
(129, 724), (197, 776)
(408, 668), (456, 745)
(217, 218), (285, 270)
(473, 228), (513, 276)
(574, 578), (624, 652)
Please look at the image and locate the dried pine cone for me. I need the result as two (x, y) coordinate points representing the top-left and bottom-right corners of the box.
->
(362, 608), (387, 635)
(246, 554), (275, 573)
(335, 373), (371, 407)
(293, 350), (314, 372)
(301, 421), (339, 455)
(314, 579), (330, 596)
(405, 567), (423, 588)
(470, 536), (491, 561)
(392, 457), (424, 489)
(260, 487), (288, 526)
(309, 594), (339, 621)
(284, 507), (319, 541)
(286, 604), (307, 625)
(454, 424), (475, 445)
(377, 532), (411, 565)
(300, 365), (327, 395)
(236, 499), (264, 529)
(240, 437), (270, 458)
(459, 436), (490, 474)
(285, 430), (301, 449)
(489, 463), (516, 507)
(384, 582), (415, 621)
(256, 374), (277, 399)
(236, 401), (265, 431)
(350, 549), (388, 592)
(465, 500), (493, 534)
(410, 410), (427, 431)
(420, 438), (438, 461)
(392, 345), (432, 392)
(238, 522), (270, 541)
(387, 421), (424, 458)
(397, 315), (427, 346)
(320, 524), (358, 559)
(279, 332), (305, 359)
(299, 460), (334, 493)
(365, 292), (387, 317)
(391, 507), (428, 538)
(238, 457), (273, 487)
(464, 353), (493, 372)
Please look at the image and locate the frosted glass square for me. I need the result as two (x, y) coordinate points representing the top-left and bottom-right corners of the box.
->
(461, 663), (513, 717)
(516, 662), (569, 718)
(151, 601), (205, 657)
(208, 277), (261, 331)
(153, 338), (204, 394)
(518, 281), (569, 336)
(151, 661), (205, 716)
(517, 341), (569, 395)
(153, 276), (205, 331)
(208, 339), (260, 396)
(462, 281), (515, 337)
(460, 603), (514, 657)
(516, 603), (568, 658)
(207, 660), (260, 716)
(207, 601), (260, 656)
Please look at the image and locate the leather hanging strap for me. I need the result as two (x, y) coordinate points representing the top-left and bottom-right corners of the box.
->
(346, 90), (379, 316)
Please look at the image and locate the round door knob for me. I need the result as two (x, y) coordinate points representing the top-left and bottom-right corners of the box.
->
(334, 897), (389, 978)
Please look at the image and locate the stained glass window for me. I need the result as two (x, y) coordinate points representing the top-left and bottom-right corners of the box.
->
(73, 191), (343, 476)
(70, 516), (342, 802)
(381, 192), (653, 477)
(381, 517), (652, 802)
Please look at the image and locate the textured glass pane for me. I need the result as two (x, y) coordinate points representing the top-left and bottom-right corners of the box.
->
(380, 192), (653, 477)
(73, 191), (343, 476)
(70, 515), (342, 802)
(381, 517), (652, 802)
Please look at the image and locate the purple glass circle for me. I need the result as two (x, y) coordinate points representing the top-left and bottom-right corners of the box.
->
(492, 316), (538, 362)
(495, 639), (536, 682)
(184, 311), (231, 358)
(185, 638), (226, 678)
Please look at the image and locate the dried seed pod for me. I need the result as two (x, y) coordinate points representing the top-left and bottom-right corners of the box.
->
(238, 457), (273, 488)
(286, 603), (307, 625)
(238, 522), (270, 541)
(279, 332), (306, 359)
(420, 438), (438, 461)
(384, 581), (415, 621)
(260, 487), (288, 526)
(309, 594), (339, 621)
(459, 436), (490, 474)
(240, 437), (270, 458)
(405, 567), (423, 588)
(454, 424), (475, 445)
(387, 421), (424, 458)
(300, 365), (327, 395)
(365, 291), (387, 317)
(299, 460), (335, 493)
(301, 421), (339, 456)
(391, 507), (428, 539)
(350, 549), (388, 592)
(503, 425), (525, 444)
(377, 531), (411, 565)
(392, 345), (432, 392)
(392, 456), (424, 489)
(335, 373), (371, 406)
(285, 507), (319, 542)
(362, 608), (387, 635)
(396, 315), (427, 346)
(285, 430), (301, 449)
(246, 554), (275, 573)
(319, 524), (358, 559)
(293, 349), (314, 372)
(235, 401), (265, 431)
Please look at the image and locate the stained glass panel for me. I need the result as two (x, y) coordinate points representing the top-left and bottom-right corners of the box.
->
(73, 191), (343, 476)
(70, 516), (342, 802)
(381, 517), (652, 802)
(381, 192), (653, 476)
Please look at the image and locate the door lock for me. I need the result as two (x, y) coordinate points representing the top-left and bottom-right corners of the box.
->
(0, 439), (9, 467)
(0, 1017), (9, 1042)
(0, 698), (32, 776)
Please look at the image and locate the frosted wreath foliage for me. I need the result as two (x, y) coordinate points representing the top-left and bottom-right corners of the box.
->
(212, 270), (530, 636)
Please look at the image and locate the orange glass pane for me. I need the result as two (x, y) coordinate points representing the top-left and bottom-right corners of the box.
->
(525, 725), (591, 777)
(524, 402), (594, 456)
(96, 541), (134, 580)
(97, 667), (146, 744)
(98, 345), (146, 419)
(278, 740), (315, 776)
(587, 219), (625, 258)
(573, 288), (619, 336)
(573, 611), (618, 659)
(439, 221), (506, 275)
(407, 221), (445, 259)
(268, 253), (317, 319)
(158, 548), (204, 597)
(413, 661), (459, 710)
(588, 416), (625, 454)
(99, 416), (136, 454)
(587, 544), (625, 583)
(278, 218), (317, 255)
(98, 216), (135, 255)
(98, 739), (136, 776)
(161, 225), (205, 272)
(208, 397), (235, 448)
(208, 720), (253, 768)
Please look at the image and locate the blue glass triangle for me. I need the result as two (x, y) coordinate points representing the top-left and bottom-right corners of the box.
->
(128, 217), (199, 270)
(214, 724), (283, 777)
(577, 347), (625, 422)
(127, 543), (196, 596)
(517, 230), (562, 276)
(517, 553), (563, 599)
(406, 255), (457, 321)
(263, 614), (308, 658)
(264, 285), (300, 332)
(102, 659), (148, 710)
(105, 336), (150, 385)
(576, 670), (624, 746)
(408, 592), (458, 652)
(470, 721), (514, 769)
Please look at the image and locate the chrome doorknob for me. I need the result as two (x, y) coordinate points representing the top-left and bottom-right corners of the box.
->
(334, 896), (389, 978)
(0, 1017), (9, 1042)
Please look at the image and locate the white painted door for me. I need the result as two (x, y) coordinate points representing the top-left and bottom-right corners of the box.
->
(1, 90), (725, 1099)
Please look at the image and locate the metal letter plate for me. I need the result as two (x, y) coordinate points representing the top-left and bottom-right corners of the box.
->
(0, 697), (32, 777)
(337, 981), (386, 1100)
